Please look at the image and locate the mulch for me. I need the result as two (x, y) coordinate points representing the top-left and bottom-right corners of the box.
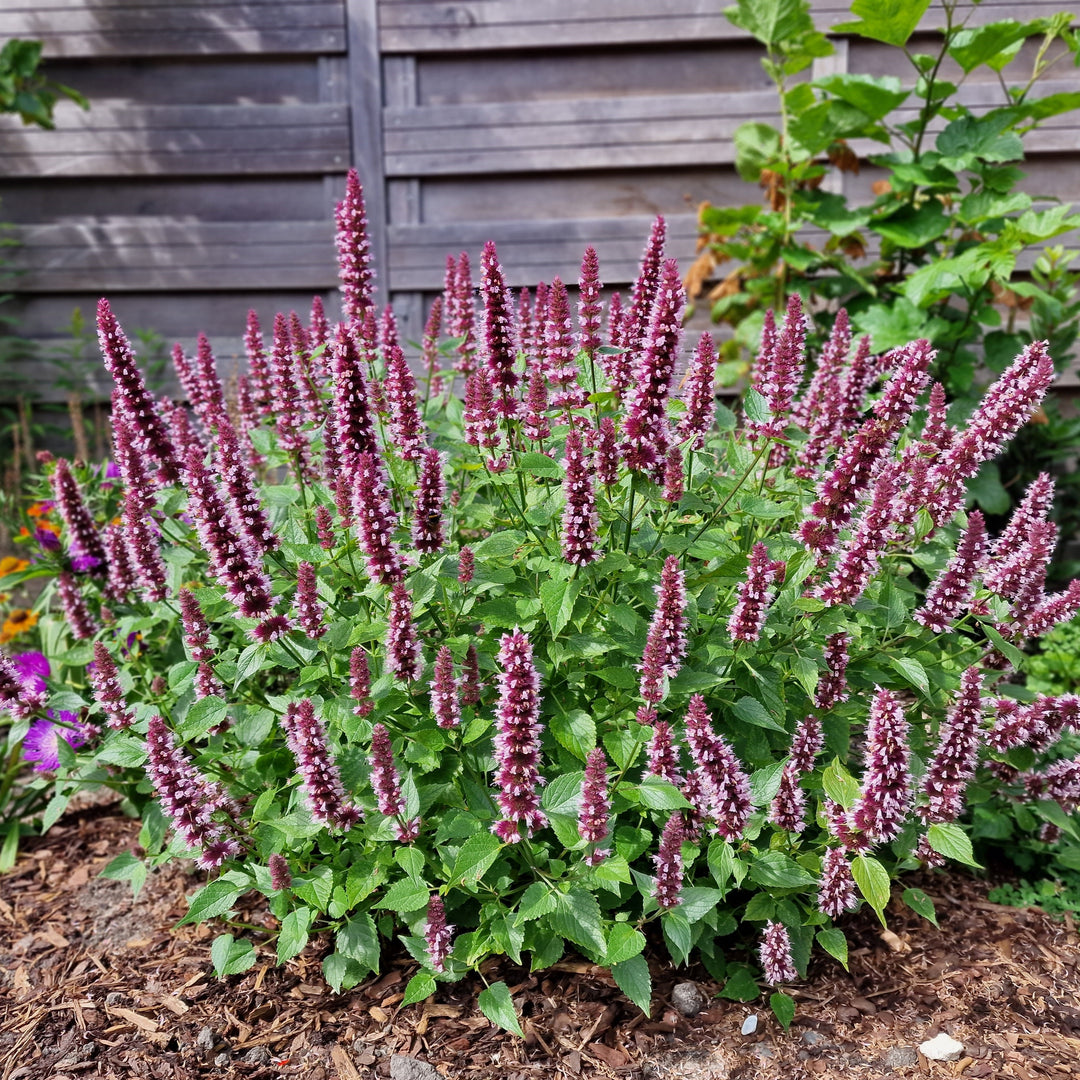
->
(1, 804), (1079, 1080)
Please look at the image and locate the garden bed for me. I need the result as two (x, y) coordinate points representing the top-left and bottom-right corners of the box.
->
(1, 802), (1077, 1080)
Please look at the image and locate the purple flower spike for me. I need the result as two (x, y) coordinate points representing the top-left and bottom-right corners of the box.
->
(370, 723), (419, 841)
(384, 343), (425, 462)
(769, 714), (823, 834)
(625, 216), (667, 362)
(269, 853), (292, 891)
(57, 572), (98, 640)
(639, 555), (688, 704)
(491, 629), (547, 843)
(818, 846), (858, 918)
(544, 278), (585, 413)
(815, 633), (851, 711)
(793, 308), (850, 431)
(281, 699), (362, 831)
(653, 813), (684, 909)
(179, 587), (213, 662)
(102, 522), (135, 603)
(913, 511), (988, 633)
(431, 645), (461, 729)
(728, 541), (785, 642)
(678, 333), (719, 450)
(315, 504), (336, 550)
(461, 645), (482, 707)
(921, 381), (954, 452)
(462, 371), (502, 455)
(683, 694), (752, 840)
(991, 473), (1055, 567)
(51, 459), (108, 576)
(268, 312), (317, 483)
(849, 688), (911, 843)
(561, 428), (600, 566)
(522, 368), (552, 443)
(578, 246), (603, 357)
(349, 646), (374, 717)
(335, 168), (375, 324)
(449, 252), (477, 375)
(426, 894), (454, 974)
(1026, 578), (1080, 639)
(90, 642), (135, 730)
(479, 240), (520, 408)
(458, 546), (475, 586)
(386, 583), (423, 682)
(193, 332), (227, 430)
(23, 716), (87, 772)
(145, 714), (239, 869)
(749, 294), (806, 442)
(760, 921), (798, 985)
(353, 452), (407, 586)
(97, 298), (180, 484)
(215, 411), (279, 556)
(330, 325), (377, 475)
(662, 445), (684, 504)
(918, 667), (983, 825)
(244, 309), (272, 415)
(412, 448), (446, 555)
(645, 720), (682, 785)
(295, 561), (326, 639)
(578, 747), (611, 865)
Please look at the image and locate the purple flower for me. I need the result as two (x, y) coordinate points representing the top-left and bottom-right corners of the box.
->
(384, 343), (425, 461)
(426, 894), (455, 973)
(768, 714), (823, 834)
(561, 428), (600, 566)
(921, 381), (954, 452)
(268, 313), (318, 483)
(23, 713), (87, 772)
(625, 216), (667, 363)
(462, 372), (502, 454)
(479, 240), (521, 408)
(461, 645), (481, 707)
(760, 921), (798, 985)
(268, 853), (292, 891)
(370, 723), (419, 841)
(51, 458), (107, 576)
(491, 629), (547, 843)
(11, 651), (49, 694)
(918, 667), (983, 825)
(662, 445), (684, 504)
(145, 714), (239, 869)
(653, 813), (684, 909)
(593, 417), (620, 488)
(335, 168), (375, 324)
(913, 511), (988, 633)
(244, 309), (273, 415)
(728, 541), (785, 642)
(353, 452), (407, 586)
(1025, 578), (1080, 639)
(792, 308), (850, 431)
(421, 295), (443, 379)
(412, 448), (446, 555)
(677, 333), (719, 450)
(97, 298), (181, 485)
(543, 278), (585, 413)
(349, 646), (373, 717)
(1022, 755), (1080, 813)
(35, 526), (61, 552)
(457, 546), (474, 586)
(849, 688), (911, 843)
(193, 331), (227, 430)
(683, 694), (752, 840)
(0, 654), (46, 719)
(431, 646), (461, 729)
(447, 251), (477, 374)
(281, 699), (362, 831)
(386, 583), (423, 682)
(639, 555), (688, 704)
(295, 561), (326, 639)
(330, 325), (377, 475)
(601, 294), (632, 397)
(56, 571), (98, 640)
(90, 642), (135, 730)
(645, 720), (682, 784)
(577, 246), (603, 357)
(315, 504), (336, 550)
(990, 473), (1055, 568)
(309, 294), (331, 354)
(214, 410), (279, 557)
(817, 846), (858, 918)
(578, 747), (611, 865)
(521, 368), (552, 443)
(179, 588), (213, 662)
(815, 633), (851, 711)
(101, 523), (135, 603)
(748, 294), (806, 443)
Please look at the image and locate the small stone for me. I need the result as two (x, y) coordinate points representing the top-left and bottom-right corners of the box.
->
(919, 1033), (963, 1062)
(802, 1030), (824, 1045)
(213, 1052), (231, 1068)
(104, 992), (123, 1007)
(750, 1043), (774, 1060)
(671, 982), (708, 1018)
(389, 1055), (441, 1080)
(243, 1047), (273, 1065)
(883, 1047), (919, 1069)
(741, 1014), (758, 1036)
(195, 1027), (218, 1053)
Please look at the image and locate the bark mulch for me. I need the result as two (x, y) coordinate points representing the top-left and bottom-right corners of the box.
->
(1, 804), (1079, 1080)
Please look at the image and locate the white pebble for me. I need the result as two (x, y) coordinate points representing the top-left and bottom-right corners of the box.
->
(741, 1014), (758, 1036)
(919, 1033), (964, 1061)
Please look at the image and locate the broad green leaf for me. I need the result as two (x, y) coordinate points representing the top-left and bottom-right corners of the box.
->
(741, 387), (771, 427)
(178, 879), (245, 925)
(378, 879), (429, 913)
(516, 882), (558, 923)
(403, 972), (436, 1005)
(611, 954), (652, 1013)
(732, 695), (786, 733)
(926, 823), (981, 868)
(541, 772), (584, 816)
(540, 577), (581, 639)
(277, 907), (313, 964)
(233, 642), (266, 688)
(749, 760), (787, 807)
(605, 923), (647, 966)
(832, 0), (931, 47)
(725, 0), (816, 47)
(937, 115), (1023, 170)
(771, 991), (796, 1031)
(336, 912), (381, 972)
(851, 854), (891, 925)
(662, 909), (693, 965)
(323, 952), (364, 993)
(99, 852), (147, 898)
(948, 20), (1031, 74)
(719, 965), (759, 1001)
(551, 888), (607, 956)
(478, 981), (524, 1036)
(749, 851), (818, 889)
(636, 778), (691, 811)
(450, 832), (503, 886)
(516, 451), (563, 478)
(550, 708), (596, 761)
(822, 758), (860, 810)
(814, 73), (909, 120)
(178, 695), (229, 739)
(889, 656), (928, 695)
(873, 200), (948, 249)
(680, 887), (724, 922)
(902, 887), (939, 927)
(816, 927), (849, 969)
(211, 934), (256, 978)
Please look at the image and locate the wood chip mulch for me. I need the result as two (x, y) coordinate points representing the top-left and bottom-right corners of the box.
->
(1, 804), (1079, 1080)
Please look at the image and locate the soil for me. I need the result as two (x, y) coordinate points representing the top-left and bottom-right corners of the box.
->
(1, 804), (1079, 1080)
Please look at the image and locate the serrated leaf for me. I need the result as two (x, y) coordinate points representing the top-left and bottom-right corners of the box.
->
(831, 0), (930, 47)
(749, 760), (787, 807)
(749, 851), (817, 889)
(337, 912), (381, 972)
(611, 954), (652, 1014)
(323, 952), (364, 993)
(100, 852), (147, 898)
(732, 695), (786, 733)
(516, 882), (559, 923)
(851, 855), (891, 926)
(211, 934), (256, 978)
(926, 823), (981, 868)
(901, 887), (939, 927)
(636, 778), (691, 811)
(178, 695), (229, 739)
(403, 972), (436, 1005)
(277, 907), (313, 964)
(605, 923), (647, 966)
(680, 887), (724, 922)
(541, 772), (584, 816)
(450, 832), (503, 886)
(719, 965), (760, 1001)
(822, 758), (860, 811)
(378, 879), (429, 913)
(478, 981), (524, 1036)
(771, 991), (796, 1030)
(540, 578), (581, 639)
(662, 908), (693, 966)
(549, 708), (595, 762)
(177, 879), (244, 926)
(233, 642), (266, 688)
(889, 656), (928, 695)
(516, 451), (563, 478)
(816, 927), (849, 969)
(551, 888), (606, 956)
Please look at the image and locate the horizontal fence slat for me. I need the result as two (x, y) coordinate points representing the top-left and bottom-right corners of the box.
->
(0, 2), (345, 56)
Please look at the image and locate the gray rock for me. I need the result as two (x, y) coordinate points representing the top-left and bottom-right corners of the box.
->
(882, 1046), (919, 1069)
(802, 1030), (824, 1046)
(672, 982), (708, 1018)
(243, 1046), (274, 1065)
(390, 1056), (442, 1080)
(104, 992), (123, 1007)
(749, 1043), (774, 1060)
(195, 1026), (218, 1053)
(213, 1052), (231, 1068)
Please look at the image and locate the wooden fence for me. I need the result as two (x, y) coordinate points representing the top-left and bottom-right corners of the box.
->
(1, 0), (1080, 399)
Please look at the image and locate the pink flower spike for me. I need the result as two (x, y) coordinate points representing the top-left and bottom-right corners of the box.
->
(683, 694), (752, 841)
(521, 367), (552, 443)
(728, 541), (785, 642)
(431, 645), (461, 729)
(561, 428), (600, 566)
(578, 747), (611, 865)
(90, 642), (135, 730)
(412, 448), (446, 555)
(457, 546), (475, 585)
(384, 343), (425, 461)
(370, 723), (419, 841)
(662, 445), (684, 504)
(815, 633), (851, 711)
(479, 240), (520, 407)
(269, 853), (292, 891)
(57, 572), (98, 640)
(653, 813), (684, 909)
(817, 846), (858, 918)
(352, 452), (407, 586)
(295, 561), (327, 639)
(918, 667), (983, 825)
(281, 699), (362, 831)
(426, 894), (455, 973)
(913, 511), (988, 633)
(578, 246), (603, 357)
(678, 333), (719, 450)
(349, 646), (374, 717)
(850, 688), (911, 842)
(386, 582), (423, 682)
(638, 555), (688, 704)
(645, 720), (682, 785)
(768, 714), (823, 834)
(335, 168), (375, 324)
(461, 645), (481, 707)
(760, 921), (798, 985)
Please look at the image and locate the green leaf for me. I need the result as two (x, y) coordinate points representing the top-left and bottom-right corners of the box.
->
(450, 832), (503, 886)
(968, 462), (1010, 516)
(100, 852), (147, 898)
(551, 888), (607, 956)
(233, 642), (266, 688)
(937, 115), (1023, 171)
(473, 531), (526, 557)
(378, 879), (429, 913)
(596, 666), (637, 690)
(541, 771), (584, 816)
(771, 991), (796, 1031)
(742, 387), (771, 426)
(832, 0), (930, 47)
(636, 778), (691, 811)
(822, 758), (859, 810)
(813, 73), (909, 120)
(178, 879), (245, 925)
(719, 965), (760, 1001)
(816, 927), (849, 969)
(403, 971), (436, 1005)
(322, 952), (364, 993)
(516, 451), (563, 478)
(926, 823), (982, 868)
(662, 908), (693, 965)
(540, 577), (581, 639)
(277, 907), (313, 964)
(680, 887), (724, 922)
(605, 923), (647, 966)
(889, 656), (928, 695)
(749, 760), (787, 807)
(901, 887), (939, 927)
(336, 913), (381, 972)
(516, 882), (559, 923)
(732, 695), (786, 733)
(749, 851), (818, 889)
(211, 934), (256, 978)
(178, 695), (229, 739)
(851, 854), (891, 925)
(725, 0), (815, 46)
(611, 954), (652, 1014)
(478, 981), (524, 1037)
(873, 200), (948, 249)
(948, 20), (1031, 74)
(550, 708), (596, 762)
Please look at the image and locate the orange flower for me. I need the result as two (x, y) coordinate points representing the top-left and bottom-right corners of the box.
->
(27, 502), (52, 519)
(37, 521), (61, 538)
(0, 556), (29, 576)
(0, 608), (38, 643)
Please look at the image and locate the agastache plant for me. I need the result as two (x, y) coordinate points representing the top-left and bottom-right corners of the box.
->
(14, 174), (1080, 1022)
